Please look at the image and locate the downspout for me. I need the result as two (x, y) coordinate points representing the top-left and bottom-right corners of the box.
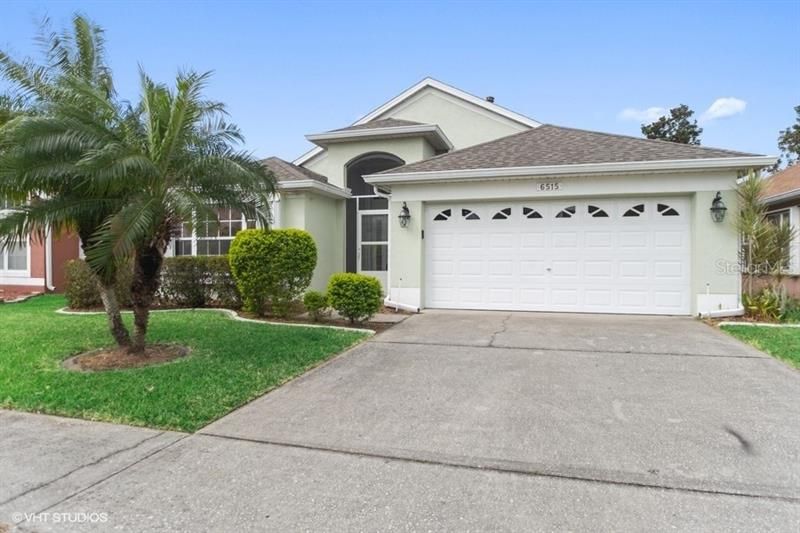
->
(45, 227), (55, 291)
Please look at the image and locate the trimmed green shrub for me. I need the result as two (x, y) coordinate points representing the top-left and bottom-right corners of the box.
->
(64, 259), (132, 309)
(65, 257), (237, 310)
(159, 256), (240, 308)
(327, 272), (382, 323)
(229, 229), (317, 317)
(64, 260), (101, 308)
(303, 290), (329, 322)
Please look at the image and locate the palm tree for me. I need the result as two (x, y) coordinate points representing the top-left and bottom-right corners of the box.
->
(79, 69), (275, 352)
(0, 15), (131, 346)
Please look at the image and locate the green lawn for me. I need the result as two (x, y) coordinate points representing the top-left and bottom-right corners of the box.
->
(0, 295), (368, 431)
(722, 325), (800, 369)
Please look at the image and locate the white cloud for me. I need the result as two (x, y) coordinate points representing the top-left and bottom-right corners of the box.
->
(701, 97), (747, 121)
(617, 106), (667, 123)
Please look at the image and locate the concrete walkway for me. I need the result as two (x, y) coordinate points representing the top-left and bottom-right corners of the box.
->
(2, 311), (799, 531)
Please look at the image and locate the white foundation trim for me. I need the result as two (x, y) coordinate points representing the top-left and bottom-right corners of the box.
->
(0, 276), (45, 286)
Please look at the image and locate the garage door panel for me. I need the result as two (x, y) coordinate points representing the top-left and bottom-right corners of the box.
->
(619, 261), (648, 279)
(552, 232), (578, 248)
(425, 198), (690, 315)
(585, 231), (613, 248)
(551, 288), (579, 306)
(457, 260), (483, 276)
(551, 260), (578, 277)
(584, 261), (613, 278)
(619, 231), (648, 248)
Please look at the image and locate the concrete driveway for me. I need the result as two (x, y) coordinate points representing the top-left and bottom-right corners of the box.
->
(3, 311), (800, 531)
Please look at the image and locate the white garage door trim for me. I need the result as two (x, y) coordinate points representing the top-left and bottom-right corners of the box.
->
(424, 197), (691, 315)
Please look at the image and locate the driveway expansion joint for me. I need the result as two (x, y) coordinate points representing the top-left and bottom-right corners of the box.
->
(368, 339), (769, 359)
(12, 432), (191, 525)
(0, 431), (169, 508)
(199, 432), (800, 504)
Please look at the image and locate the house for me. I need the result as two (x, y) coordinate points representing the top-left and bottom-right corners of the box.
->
(762, 164), (800, 273)
(758, 164), (800, 298)
(257, 78), (774, 317)
(1, 78), (776, 315)
(0, 199), (80, 300)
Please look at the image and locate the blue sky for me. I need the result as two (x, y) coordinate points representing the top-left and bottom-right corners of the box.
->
(2, 0), (798, 161)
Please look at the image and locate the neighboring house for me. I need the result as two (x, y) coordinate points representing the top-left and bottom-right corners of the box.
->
(1, 78), (777, 316)
(0, 199), (80, 300)
(762, 164), (800, 274)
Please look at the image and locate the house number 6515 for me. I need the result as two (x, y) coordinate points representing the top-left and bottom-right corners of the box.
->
(537, 182), (561, 192)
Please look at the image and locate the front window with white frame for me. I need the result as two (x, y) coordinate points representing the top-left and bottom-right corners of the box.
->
(1, 241), (28, 273)
(0, 197), (28, 273)
(173, 207), (256, 256)
(766, 207), (799, 273)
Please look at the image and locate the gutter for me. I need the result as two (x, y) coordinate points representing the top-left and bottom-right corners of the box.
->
(306, 124), (454, 151)
(763, 188), (800, 205)
(277, 179), (352, 199)
(364, 156), (778, 185)
(45, 228), (55, 291)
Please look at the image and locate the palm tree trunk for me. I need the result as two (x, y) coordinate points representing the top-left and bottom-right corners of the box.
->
(129, 246), (163, 354)
(80, 235), (131, 348)
(98, 282), (130, 347)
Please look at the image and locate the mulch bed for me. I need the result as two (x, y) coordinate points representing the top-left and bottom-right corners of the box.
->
(62, 344), (190, 372)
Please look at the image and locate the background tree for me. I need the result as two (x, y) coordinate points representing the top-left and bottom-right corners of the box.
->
(641, 104), (703, 145)
(776, 105), (800, 167)
(0, 15), (130, 346)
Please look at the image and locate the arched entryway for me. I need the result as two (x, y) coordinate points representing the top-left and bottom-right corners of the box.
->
(345, 153), (405, 286)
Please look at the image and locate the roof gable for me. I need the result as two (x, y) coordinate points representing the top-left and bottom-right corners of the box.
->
(294, 77), (540, 166)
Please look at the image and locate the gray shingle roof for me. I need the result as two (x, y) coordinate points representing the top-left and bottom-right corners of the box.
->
(381, 124), (759, 174)
(262, 157), (328, 183)
(330, 118), (424, 132)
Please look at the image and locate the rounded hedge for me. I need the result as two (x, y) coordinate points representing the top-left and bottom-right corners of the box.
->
(64, 259), (132, 310)
(228, 228), (317, 316)
(303, 290), (329, 322)
(327, 272), (382, 323)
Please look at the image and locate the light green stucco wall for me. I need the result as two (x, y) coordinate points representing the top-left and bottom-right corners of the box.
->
(383, 171), (744, 315)
(305, 137), (434, 188)
(279, 191), (345, 291)
(301, 86), (532, 178)
(389, 199), (423, 289)
(690, 189), (740, 305)
(376, 87), (530, 150)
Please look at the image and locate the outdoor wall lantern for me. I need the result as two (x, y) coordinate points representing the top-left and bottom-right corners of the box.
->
(398, 202), (411, 228)
(710, 192), (727, 223)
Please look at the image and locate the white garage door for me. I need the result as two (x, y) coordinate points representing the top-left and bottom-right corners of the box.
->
(425, 198), (691, 315)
